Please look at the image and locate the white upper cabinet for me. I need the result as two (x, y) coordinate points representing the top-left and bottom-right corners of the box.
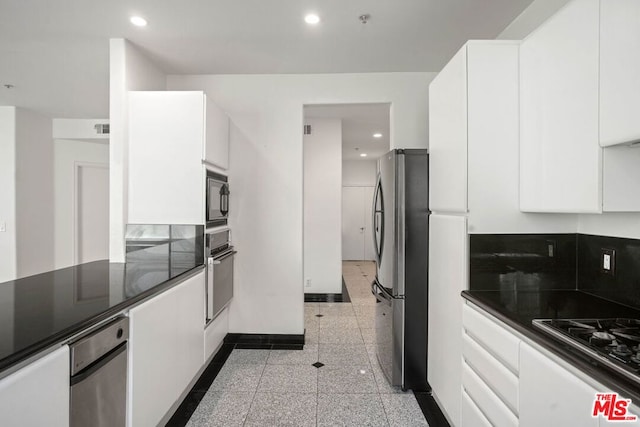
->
(520, 0), (602, 213)
(429, 45), (468, 214)
(128, 91), (230, 225)
(204, 96), (230, 169)
(600, 0), (640, 147)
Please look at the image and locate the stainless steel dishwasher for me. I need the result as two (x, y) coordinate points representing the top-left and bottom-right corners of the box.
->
(70, 317), (129, 427)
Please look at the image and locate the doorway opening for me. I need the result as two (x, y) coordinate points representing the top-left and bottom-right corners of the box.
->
(302, 103), (390, 299)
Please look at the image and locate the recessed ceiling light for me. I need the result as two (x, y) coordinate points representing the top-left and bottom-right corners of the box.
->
(130, 16), (148, 27)
(373, 133), (382, 138)
(360, 153), (368, 157)
(305, 14), (320, 25)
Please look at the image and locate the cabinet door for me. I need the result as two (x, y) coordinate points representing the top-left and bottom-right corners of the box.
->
(466, 42), (521, 233)
(520, 342), (598, 427)
(427, 214), (467, 426)
(204, 96), (230, 170)
(129, 271), (205, 427)
(519, 0), (602, 213)
(0, 346), (69, 427)
(128, 91), (205, 224)
(429, 46), (468, 214)
(600, 0), (640, 146)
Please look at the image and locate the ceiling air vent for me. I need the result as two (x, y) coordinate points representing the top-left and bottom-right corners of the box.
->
(303, 125), (312, 135)
(94, 124), (110, 135)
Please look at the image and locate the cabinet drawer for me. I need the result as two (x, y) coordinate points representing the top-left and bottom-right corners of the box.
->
(463, 362), (518, 427)
(463, 333), (519, 414)
(462, 389), (492, 427)
(463, 303), (520, 373)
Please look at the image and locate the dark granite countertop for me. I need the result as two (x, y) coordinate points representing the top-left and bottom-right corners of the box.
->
(0, 255), (204, 374)
(462, 289), (640, 403)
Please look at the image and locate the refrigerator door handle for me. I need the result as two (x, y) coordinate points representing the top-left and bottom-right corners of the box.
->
(372, 173), (385, 265)
(371, 279), (392, 306)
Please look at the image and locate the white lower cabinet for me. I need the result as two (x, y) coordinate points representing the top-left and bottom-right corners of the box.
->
(462, 389), (492, 427)
(205, 307), (229, 362)
(519, 341), (599, 427)
(428, 214), (468, 426)
(128, 271), (205, 427)
(462, 303), (519, 426)
(464, 302), (640, 427)
(0, 346), (69, 427)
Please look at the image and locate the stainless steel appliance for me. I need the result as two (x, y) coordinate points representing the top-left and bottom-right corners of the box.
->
(205, 229), (236, 324)
(371, 149), (429, 391)
(533, 318), (640, 386)
(70, 317), (129, 427)
(206, 170), (230, 228)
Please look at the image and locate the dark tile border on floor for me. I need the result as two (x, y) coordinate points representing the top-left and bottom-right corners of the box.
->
(224, 332), (305, 346)
(414, 391), (451, 427)
(304, 276), (352, 302)
(165, 343), (234, 427)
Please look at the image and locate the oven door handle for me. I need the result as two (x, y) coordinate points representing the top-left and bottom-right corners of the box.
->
(213, 250), (237, 263)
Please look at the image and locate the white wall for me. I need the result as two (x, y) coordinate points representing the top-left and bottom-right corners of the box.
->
(342, 159), (377, 187)
(15, 108), (54, 278)
(497, 0), (572, 40)
(303, 118), (342, 294)
(167, 72), (434, 334)
(578, 214), (640, 239)
(109, 39), (166, 262)
(0, 107), (17, 282)
(54, 139), (110, 268)
(52, 119), (110, 141)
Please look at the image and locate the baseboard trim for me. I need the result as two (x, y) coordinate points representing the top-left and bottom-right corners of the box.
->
(304, 277), (352, 302)
(414, 391), (451, 427)
(224, 332), (305, 347)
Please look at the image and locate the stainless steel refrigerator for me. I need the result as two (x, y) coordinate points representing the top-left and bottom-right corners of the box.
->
(371, 149), (429, 391)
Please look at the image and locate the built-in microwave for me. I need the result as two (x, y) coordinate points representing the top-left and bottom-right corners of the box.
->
(206, 170), (229, 228)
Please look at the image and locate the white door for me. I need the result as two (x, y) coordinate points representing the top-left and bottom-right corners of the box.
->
(75, 163), (109, 264)
(342, 186), (374, 261)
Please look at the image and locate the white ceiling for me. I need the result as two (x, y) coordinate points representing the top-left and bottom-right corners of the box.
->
(305, 104), (390, 161)
(0, 0), (533, 118)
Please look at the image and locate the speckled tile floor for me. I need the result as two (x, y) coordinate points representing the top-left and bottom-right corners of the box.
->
(184, 261), (429, 426)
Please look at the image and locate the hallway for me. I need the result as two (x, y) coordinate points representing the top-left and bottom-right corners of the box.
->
(182, 261), (428, 426)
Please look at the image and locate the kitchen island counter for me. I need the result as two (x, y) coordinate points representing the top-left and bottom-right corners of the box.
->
(0, 256), (204, 375)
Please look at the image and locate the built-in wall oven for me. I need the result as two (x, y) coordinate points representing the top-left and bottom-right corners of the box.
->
(206, 170), (230, 228)
(205, 229), (236, 325)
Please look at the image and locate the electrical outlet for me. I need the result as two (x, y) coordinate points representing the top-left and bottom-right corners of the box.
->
(305, 278), (311, 287)
(0, 221), (5, 232)
(601, 248), (616, 276)
(546, 240), (556, 258)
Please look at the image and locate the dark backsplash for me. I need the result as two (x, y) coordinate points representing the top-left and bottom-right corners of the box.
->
(469, 233), (640, 310)
(469, 234), (577, 292)
(577, 234), (640, 309)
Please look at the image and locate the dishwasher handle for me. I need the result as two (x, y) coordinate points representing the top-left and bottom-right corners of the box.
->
(70, 317), (129, 376)
(70, 343), (127, 386)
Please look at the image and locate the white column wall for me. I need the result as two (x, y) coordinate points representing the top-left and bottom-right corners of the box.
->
(303, 118), (342, 294)
(167, 72), (434, 334)
(109, 39), (166, 262)
(14, 108), (54, 279)
(0, 107), (17, 282)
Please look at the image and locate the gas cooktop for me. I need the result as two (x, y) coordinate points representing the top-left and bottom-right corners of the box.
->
(532, 318), (640, 385)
